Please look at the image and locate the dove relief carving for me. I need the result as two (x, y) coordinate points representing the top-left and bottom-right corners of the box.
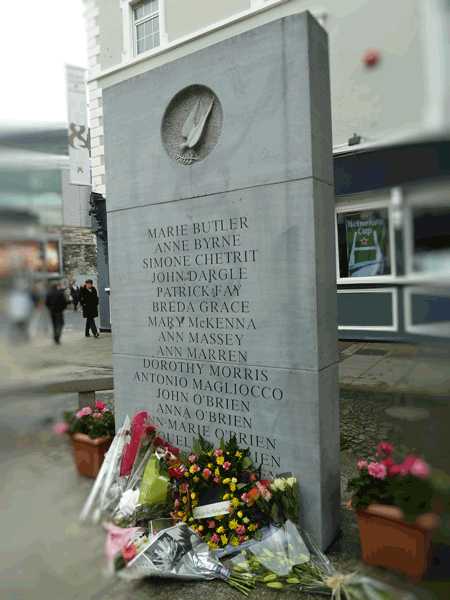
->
(162, 85), (222, 166)
(176, 96), (215, 165)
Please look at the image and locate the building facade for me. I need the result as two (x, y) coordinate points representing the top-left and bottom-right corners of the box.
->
(0, 123), (97, 288)
(84, 0), (450, 340)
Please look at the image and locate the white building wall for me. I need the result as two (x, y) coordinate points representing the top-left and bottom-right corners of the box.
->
(84, 0), (450, 193)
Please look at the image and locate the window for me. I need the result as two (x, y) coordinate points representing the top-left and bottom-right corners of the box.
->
(410, 206), (450, 275)
(336, 206), (393, 280)
(133, 0), (160, 55)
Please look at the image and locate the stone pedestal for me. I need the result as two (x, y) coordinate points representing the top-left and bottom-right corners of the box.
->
(104, 12), (340, 549)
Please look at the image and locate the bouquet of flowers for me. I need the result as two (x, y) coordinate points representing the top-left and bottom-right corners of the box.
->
(348, 441), (434, 521)
(115, 521), (255, 595)
(54, 400), (115, 439)
(167, 436), (278, 551)
(232, 521), (416, 599)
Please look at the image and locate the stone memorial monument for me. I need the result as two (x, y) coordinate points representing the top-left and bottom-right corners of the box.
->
(104, 12), (340, 549)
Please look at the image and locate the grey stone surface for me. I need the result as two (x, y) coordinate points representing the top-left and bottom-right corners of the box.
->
(112, 353), (340, 549)
(108, 178), (337, 372)
(103, 13), (333, 213)
(104, 13), (339, 549)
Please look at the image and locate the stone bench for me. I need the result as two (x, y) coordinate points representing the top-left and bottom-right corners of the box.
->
(45, 376), (114, 408)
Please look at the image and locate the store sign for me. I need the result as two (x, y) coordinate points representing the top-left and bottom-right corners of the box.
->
(66, 65), (90, 186)
(337, 209), (391, 278)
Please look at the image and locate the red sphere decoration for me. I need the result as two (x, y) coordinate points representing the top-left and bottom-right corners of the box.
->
(363, 49), (380, 68)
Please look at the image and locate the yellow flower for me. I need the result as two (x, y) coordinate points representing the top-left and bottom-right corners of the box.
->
(237, 511), (244, 518)
(231, 477), (237, 484)
(223, 493), (230, 500)
(207, 463), (213, 469)
(220, 534), (228, 546)
(184, 471), (190, 477)
(182, 496), (188, 503)
(235, 451), (242, 458)
(216, 456), (224, 465)
(177, 511), (185, 517)
(208, 541), (218, 550)
(223, 478), (231, 485)
(229, 519), (238, 530)
(188, 517), (194, 523)
(193, 476), (200, 483)
(243, 517), (250, 524)
(231, 536), (240, 546)
(191, 492), (196, 500)
(198, 525), (204, 532)
(231, 498), (240, 508)
(216, 526), (225, 534)
(189, 465), (200, 474)
(230, 483), (236, 492)
(248, 524), (257, 532)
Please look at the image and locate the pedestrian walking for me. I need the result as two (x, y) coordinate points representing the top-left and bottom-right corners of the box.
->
(70, 281), (81, 311)
(45, 282), (68, 344)
(80, 279), (100, 338)
(7, 281), (33, 343)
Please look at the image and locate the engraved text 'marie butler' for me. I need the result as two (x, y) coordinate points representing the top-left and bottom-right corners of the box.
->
(146, 217), (248, 240)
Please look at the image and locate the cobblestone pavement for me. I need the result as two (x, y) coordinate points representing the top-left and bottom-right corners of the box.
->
(2, 391), (446, 600)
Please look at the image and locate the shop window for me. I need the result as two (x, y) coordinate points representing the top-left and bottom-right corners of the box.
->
(133, 0), (160, 55)
(411, 206), (450, 275)
(336, 207), (393, 280)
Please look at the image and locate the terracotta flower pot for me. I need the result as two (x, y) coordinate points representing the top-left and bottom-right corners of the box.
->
(356, 503), (439, 581)
(71, 433), (112, 478)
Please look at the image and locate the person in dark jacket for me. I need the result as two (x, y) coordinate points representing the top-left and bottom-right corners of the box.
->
(70, 281), (81, 311)
(80, 279), (99, 337)
(45, 282), (68, 344)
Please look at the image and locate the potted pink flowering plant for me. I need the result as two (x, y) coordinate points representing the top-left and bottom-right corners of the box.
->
(54, 401), (115, 478)
(348, 441), (438, 580)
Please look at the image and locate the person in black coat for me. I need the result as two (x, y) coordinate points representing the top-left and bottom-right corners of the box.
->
(45, 282), (68, 344)
(80, 279), (99, 337)
(70, 281), (81, 311)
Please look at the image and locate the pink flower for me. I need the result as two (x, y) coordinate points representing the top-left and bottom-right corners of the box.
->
(402, 455), (430, 479)
(174, 499), (180, 509)
(207, 520), (216, 529)
(367, 461), (387, 480)
(190, 464), (200, 473)
(357, 460), (368, 471)
(241, 492), (249, 503)
(95, 400), (106, 411)
(236, 525), (246, 536)
(122, 543), (137, 562)
(76, 406), (92, 419)
(53, 421), (69, 435)
(214, 449), (223, 457)
(213, 477), (220, 484)
(188, 454), (198, 463)
(256, 481), (272, 501)
(376, 441), (394, 457)
(222, 461), (232, 471)
(210, 533), (220, 544)
(202, 468), (212, 479)
(93, 411), (103, 420)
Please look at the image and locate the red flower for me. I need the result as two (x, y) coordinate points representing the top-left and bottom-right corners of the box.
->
(164, 442), (180, 457)
(202, 467), (212, 479)
(376, 441), (394, 457)
(207, 520), (216, 529)
(95, 400), (106, 411)
(153, 436), (166, 448)
(169, 465), (186, 480)
(122, 543), (137, 562)
(222, 461), (232, 471)
(243, 487), (260, 506)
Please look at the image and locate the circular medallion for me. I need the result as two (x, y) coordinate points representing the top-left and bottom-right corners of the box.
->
(161, 85), (222, 166)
